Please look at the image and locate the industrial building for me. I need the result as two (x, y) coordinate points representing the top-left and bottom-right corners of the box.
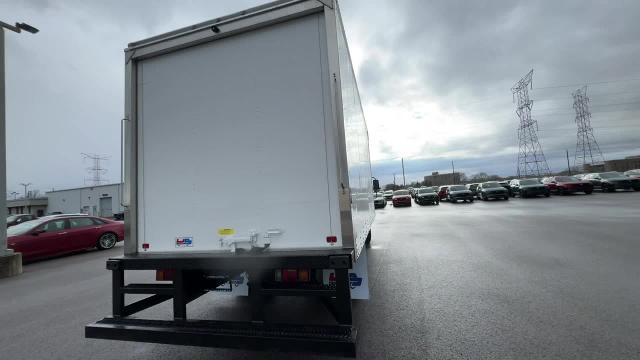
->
(423, 171), (463, 186)
(46, 183), (123, 218)
(583, 155), (640, 173)
(6, 197), (48, 217)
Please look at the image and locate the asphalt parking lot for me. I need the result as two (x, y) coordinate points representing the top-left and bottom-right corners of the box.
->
(1, 191), (639, 359)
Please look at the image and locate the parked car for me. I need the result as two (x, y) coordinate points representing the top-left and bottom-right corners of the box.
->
(392, 190), (412, 207)
(477, 182), (510, 201)
(374, 194), (387, 209)
(6, 215), (125, 262)
(623, 169), (640, 179)
(499, 181), (512, 195)
(541, 176), (593, 195)
(6, 214), (37, 228)
(383, 190), (394, 201)
(414, 187), (440, 205)
(466, 183), (480, 198)
(509, 178), (550, 198)
(437, 186), (449, 201)
(582, 172), (640, 192)
(447, 185), (474, 203)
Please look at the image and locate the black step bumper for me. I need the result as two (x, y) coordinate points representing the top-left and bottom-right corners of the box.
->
(86, 317), (356, 357)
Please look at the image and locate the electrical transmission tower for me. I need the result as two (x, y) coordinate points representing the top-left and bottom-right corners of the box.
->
(572, 86), (604, 171)
(512, 69), (551, 178)
(81, 153), (109, 185)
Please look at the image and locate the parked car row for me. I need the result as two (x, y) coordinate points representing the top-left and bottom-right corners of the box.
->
(375, 171), (639, 209)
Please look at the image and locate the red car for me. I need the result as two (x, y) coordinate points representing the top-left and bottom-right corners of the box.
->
(437, 186), (449, 201)
(392, 190), (412, 207)
(6, 215), (124, 262)
(541, 176), (593, 195)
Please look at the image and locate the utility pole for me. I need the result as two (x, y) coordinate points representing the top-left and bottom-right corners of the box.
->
(451, 160), (455, 184)
(401, 158), (406, 187)
(1, 19), (38, 278)
(393, 173), (396, 189)
(512, 69), (551, 178)
(572, 86), (603, 172)
(19, 182), (31, 198)
(10, 191), (18, 200)
(566, 149), (571, 176)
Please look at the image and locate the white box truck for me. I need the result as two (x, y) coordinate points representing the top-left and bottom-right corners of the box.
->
(86, 0), (376, 357)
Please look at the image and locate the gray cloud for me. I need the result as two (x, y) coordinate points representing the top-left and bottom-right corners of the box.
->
(3, 0), (640, 196)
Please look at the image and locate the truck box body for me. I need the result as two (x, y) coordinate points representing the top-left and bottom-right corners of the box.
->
(87, 1), (371, 356)
(123, 0), (374, 260)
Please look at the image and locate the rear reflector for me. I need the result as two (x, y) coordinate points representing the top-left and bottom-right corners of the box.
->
(298, 269), (310, 282)
(156, 269), (174, 281)
(282, 269), (297, 283)
(142, 243), (150, 250)
(326, 236), (337, 244)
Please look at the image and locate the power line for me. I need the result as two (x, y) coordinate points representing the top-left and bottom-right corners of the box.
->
(534, 78), (640, 90)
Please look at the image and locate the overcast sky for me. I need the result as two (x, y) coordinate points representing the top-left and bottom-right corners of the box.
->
(3, 0), (640, 193)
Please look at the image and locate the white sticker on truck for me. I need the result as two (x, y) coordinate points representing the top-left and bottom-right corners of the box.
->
(175, 236), (193, 248)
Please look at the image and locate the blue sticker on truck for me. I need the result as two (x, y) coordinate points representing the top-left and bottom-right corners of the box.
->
(349, 273), (362, 289)
(175, 237), (193, 247)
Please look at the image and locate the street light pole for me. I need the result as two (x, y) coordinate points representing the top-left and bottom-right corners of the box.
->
(19, 182), (31, 198)
(1, 20), (38, 278)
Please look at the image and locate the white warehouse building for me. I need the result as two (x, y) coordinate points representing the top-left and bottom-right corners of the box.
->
(46, 183), (124, 218)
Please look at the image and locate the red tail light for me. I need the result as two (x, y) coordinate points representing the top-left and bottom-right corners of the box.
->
(142, 243), (150, 250)
(282, 269), (297, 283)
(326, 236), (337, 244)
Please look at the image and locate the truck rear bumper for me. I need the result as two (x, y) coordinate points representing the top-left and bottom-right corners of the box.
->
(86, 317), (356, 357)
(87, 249), (358, 357)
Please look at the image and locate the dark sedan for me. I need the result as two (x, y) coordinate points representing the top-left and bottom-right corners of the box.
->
(541, 176), (593, 195)
(6, 215), (124, 262)
(414, 187), (440, 205)
(509, 178), (550, 198)
(392, 190), (412, 207)
(477, 182), (510, 201)
(447, 185), (474, 203)
(374, 194), (387, 209)
(466, 183), (480, 198)
(583, 172), (640, 192)
(6, 214), (36, 228)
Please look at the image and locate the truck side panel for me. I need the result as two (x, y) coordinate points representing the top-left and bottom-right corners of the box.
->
(335, 6), (374, 260)
(136, 14), (339, 252)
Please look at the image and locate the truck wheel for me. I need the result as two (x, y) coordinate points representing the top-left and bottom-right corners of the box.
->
(365, 230), (371, 247)
(97, 232), (118, 250)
